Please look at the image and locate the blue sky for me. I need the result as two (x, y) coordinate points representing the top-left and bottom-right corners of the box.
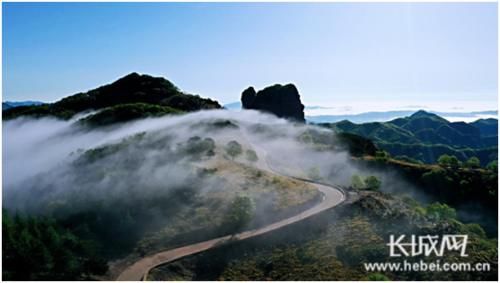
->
(3, 2), (498, 113)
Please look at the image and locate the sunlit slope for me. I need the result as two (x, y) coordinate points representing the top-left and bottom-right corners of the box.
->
(321, 110), (498, 164)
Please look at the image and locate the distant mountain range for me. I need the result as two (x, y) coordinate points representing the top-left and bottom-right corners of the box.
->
(223, 101), (242, 110)
(320, 110), (498, 165)
(224, 101), (497, 123)
(307, 110), (498, 123)
(2, 100), (45, 110)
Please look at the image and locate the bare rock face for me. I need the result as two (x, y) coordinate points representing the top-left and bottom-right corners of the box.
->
(241, 84), (305, 122)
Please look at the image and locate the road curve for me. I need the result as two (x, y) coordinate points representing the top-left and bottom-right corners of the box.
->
(116, 143), (345, 281)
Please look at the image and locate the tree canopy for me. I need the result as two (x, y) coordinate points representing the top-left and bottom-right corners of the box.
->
(438, 154), (461, 168)
(2, 211), (107, 280)
(364, 176), (382, 190)
(225, 196), (255, 232)
(351, 174), (381, 190)
(225, 140), (243, 159)
(465, 156), (481, 169)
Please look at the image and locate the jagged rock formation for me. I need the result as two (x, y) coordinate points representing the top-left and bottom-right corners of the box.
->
(241, 84), (305, 122)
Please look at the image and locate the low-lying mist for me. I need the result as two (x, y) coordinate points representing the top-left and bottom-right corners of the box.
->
(3, 109), (430, 214)
(3, 111), (318, 209)
(4, 109), (438, 258)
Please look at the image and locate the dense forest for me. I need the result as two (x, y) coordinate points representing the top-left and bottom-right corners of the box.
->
(2, 211), (107, 280)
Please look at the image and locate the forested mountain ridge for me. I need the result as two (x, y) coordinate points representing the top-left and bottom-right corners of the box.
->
(319, 110), (498, 164)
(3, 73), (222, 122)
(470, 118), (498, 137)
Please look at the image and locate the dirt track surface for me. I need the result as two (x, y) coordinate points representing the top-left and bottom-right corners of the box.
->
(116, 140), (345, 281)
(116, 182), (344, 281)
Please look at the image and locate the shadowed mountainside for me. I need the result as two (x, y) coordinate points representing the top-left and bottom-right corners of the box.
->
(241, 84), (305, 122)
(3, 73), (221, 122)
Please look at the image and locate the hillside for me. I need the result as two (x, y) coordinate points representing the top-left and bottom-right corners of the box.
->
(471, 118), (498, 137)
(147, 191), (497, 281)
(3, 110), (345, 280)
(319, 110), (498, 164)
(3, 73), (221, 122)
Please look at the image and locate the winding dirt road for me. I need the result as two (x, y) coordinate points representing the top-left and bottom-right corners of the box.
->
(116, 141), (345, 281)
(116, 182), (344, 281)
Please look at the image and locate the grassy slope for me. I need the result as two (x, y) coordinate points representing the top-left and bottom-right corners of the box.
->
(100, 134), (322, 279)
(132, 157), (320, 256)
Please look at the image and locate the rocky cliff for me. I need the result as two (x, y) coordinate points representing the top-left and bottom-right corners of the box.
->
(241, 84), (305, 122)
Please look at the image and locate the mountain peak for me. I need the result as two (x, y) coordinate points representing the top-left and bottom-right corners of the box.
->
(409, 110), (448, 121)
(410, 110), (433, 117)
(123, 72), (141, 78)
(4, 73), (221, 120)
(112, 72), (144, 83)
(110, 72), (172, 87)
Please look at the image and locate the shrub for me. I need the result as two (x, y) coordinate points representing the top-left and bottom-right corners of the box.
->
(374, 150), (391, 163)
(184, 137), (216, 159)
(465, 157), (481, 169)
(364, 176), (381, 190)
(426, 202), (457, 220)
(486, 160), (497, 172)
(351, 174), (381, 190)
(225, 141), (243, 160)
(364, 273), (390, 281)
(438, 154), (461, 168)
(308, 167), (322, 180)
(463, 223), (487, 238)
(225, 196), (255, 232)
(351, 174), (365, 190)
(245, 149), (258, 162)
